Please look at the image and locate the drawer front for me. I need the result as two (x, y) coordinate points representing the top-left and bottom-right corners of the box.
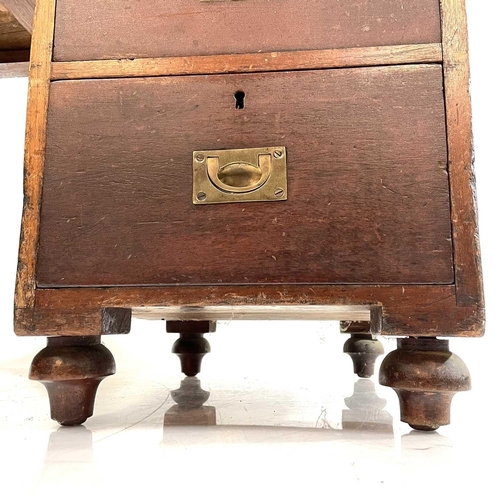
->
(38, 65), (453, 287)
(53, 0), (442, 62)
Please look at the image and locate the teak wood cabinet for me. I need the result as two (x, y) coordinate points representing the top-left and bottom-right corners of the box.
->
(16, 0), (484, 430)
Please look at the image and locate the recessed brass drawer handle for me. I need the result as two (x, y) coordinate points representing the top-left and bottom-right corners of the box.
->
(193, 146), (287, 205)
(207, 154), (271, 193)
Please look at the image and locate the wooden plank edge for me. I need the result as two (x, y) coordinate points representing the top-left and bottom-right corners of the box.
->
(34, 285), (458, 310)
(32, 284), (483, 337)
(14, 0), (56, 309)
(14, 307), (132, 336)
(440, 0), (485, 309)
(131, 304), (372, 322)
(50, 43), (443, 80)
(0, 60), (29, 78)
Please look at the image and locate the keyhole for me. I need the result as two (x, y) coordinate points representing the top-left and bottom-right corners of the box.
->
(234, 91), (245, 109)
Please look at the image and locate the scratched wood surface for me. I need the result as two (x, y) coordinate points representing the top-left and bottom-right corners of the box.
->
(32, 285), (484, 337)
(50, 43), (443, 80)
(37, 64), (453, 287)
(14, 0), (56, 308)
(440, 0), (484, 312)
(52, 0), (442, 61)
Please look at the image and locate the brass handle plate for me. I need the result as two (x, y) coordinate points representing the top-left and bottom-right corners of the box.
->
(193, 146), (287, 205)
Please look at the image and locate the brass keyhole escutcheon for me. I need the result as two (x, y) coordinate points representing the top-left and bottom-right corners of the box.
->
(193, 147), (287, 204)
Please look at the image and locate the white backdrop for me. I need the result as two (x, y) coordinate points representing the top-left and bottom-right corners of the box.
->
(0, 2), (499, 498)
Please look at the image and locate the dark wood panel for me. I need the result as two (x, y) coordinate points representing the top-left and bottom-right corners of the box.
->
(15, 307), (131, 336)
(52, 0), (441, 62)
(38, 65), (453, 287)
(0, 49), (29, 63)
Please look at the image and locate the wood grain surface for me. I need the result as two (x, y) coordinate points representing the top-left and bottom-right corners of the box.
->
(52, 0), (442, 61)
(14, 0), (56, 309)
(15, 307), (131, 336)
(37, 64), (453, 287)
(50, 43), (443, 81)
(33, 284), (484, 337)
(441, 0), (484, 309)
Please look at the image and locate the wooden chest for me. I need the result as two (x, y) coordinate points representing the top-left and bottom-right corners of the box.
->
(16, 0), (484, 430)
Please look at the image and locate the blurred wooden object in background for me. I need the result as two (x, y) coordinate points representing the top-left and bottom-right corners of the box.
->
(0, 1), (34, 78)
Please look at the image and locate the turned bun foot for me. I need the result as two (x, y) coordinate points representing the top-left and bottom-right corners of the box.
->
(38, 380), (102, 426)
(379, 337), (471, 431)
(29, 336), (115, 426)
(167, 321), (215, 377)
(341, 321), (384, 378)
